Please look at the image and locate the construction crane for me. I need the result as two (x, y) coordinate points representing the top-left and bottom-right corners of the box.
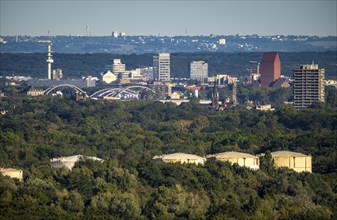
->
(201, 61), (205, 85)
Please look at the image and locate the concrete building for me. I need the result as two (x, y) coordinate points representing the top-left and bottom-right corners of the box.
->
(102, 70), (117, 84)
(50, 155), (103, 170)
(170, 91), (182, 100)
(215, 74), (238, 85)
(218, 39), (226, 45)
(260, 52), (281, 87)
(190, 61), (208, 82)
(153, 53), (170, 81)
(85, 76), (97, 87)
(271, 151), (312, 173)
(326, 79), (337, 88)
(27, 88), (44, 96)
(112, 59), (126, 73)
(270, 77), (290, 88)
(139, 67), (154, 81)
(52, 69), (63, 80)
(293, 64), (325, 109)
(153, 153), (206, 165)
(0, 168), (23, 181)
(207, 151), (259, 170)
(255, 104), (275, 111)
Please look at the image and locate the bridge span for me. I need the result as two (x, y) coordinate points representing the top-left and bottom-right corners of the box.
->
(44, 84), (156, 100)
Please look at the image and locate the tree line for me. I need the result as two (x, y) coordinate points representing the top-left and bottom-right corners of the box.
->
(1, 51), (336, 79)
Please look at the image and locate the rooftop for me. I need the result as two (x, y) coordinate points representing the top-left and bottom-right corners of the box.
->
(271, 151), (309, 158)
(0, 168), (22, 172)
(50, 155), (103, 163)
(261, 51), (280, 62)
(208, 151), (257, 159)
(153, 153), (205, 160)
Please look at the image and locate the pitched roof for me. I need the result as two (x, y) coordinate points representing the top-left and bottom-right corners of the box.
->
(271, 151), (309, 158)
(208, 151), (257, 159)
(261, 52), (279, 63)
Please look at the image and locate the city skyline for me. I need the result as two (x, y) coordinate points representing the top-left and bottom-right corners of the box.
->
(1, 0), (336, 37)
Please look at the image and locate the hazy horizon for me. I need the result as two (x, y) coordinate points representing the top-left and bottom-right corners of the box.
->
(1, 0), (336, 37)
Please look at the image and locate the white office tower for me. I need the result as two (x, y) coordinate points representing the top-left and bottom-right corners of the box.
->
(190, 61), (208, 82)
(112, 59), (126, 73)
(153, 53), (170, 81)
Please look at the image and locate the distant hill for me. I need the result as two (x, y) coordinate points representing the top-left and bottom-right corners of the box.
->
(1, 35), (336, 54)
(0, 51), (336, 79)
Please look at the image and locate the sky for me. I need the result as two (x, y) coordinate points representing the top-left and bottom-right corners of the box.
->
(0, 0), (336, 37)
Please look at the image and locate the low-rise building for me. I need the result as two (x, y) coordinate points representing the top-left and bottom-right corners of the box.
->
(326, 79), (337, 88)
(101, 70), (118, 84)
(271, 150), (312, 173)
(0, 168), (23, 181)
(139, 67), (154, 81)
(271, 77), (290, 88)
(207, 151), (259, 170)
(27, 88), (44, 96)
(255, 104), (275, 111)
(170, 91), (182, 100)
(50, 155), (103, 170)
(152, 153), (206, 165)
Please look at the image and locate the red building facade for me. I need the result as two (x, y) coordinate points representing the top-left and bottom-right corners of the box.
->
(260, 52), (281, 87)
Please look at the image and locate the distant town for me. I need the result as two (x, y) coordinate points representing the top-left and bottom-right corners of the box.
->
(1, 33), (336, 54)
(1, 36), (335, 111)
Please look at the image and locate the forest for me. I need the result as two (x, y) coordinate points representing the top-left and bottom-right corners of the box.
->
(0, 88), (337, 219)
(1, 51), (336, 79)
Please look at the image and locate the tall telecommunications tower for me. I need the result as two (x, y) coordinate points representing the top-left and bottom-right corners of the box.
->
(46, 31), (54, 80)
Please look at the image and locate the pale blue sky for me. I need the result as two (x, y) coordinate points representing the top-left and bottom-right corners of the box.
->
(1, 0), (336, 36)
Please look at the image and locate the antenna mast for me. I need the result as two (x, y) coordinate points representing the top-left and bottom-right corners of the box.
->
(46, 31), (54, 80)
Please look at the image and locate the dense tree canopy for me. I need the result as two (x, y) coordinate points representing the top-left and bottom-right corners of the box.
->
(0, 95), (337, 219)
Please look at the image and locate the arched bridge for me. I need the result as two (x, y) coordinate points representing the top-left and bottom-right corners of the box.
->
(44, 84), (87, 95)
(90, 85), (156, 100)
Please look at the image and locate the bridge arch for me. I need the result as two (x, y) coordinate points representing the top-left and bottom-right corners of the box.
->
(44, 84), (86, 95)
(119, 85), (156, 93)
(90, 86), (156, 99)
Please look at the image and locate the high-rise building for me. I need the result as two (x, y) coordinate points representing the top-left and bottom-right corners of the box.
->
(260, 52), (281, 87)
(153, 53), (170, 81)
(112, 59), (126, 73)
(190, 61), (208, 82)
(293, 63), (325, 109)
